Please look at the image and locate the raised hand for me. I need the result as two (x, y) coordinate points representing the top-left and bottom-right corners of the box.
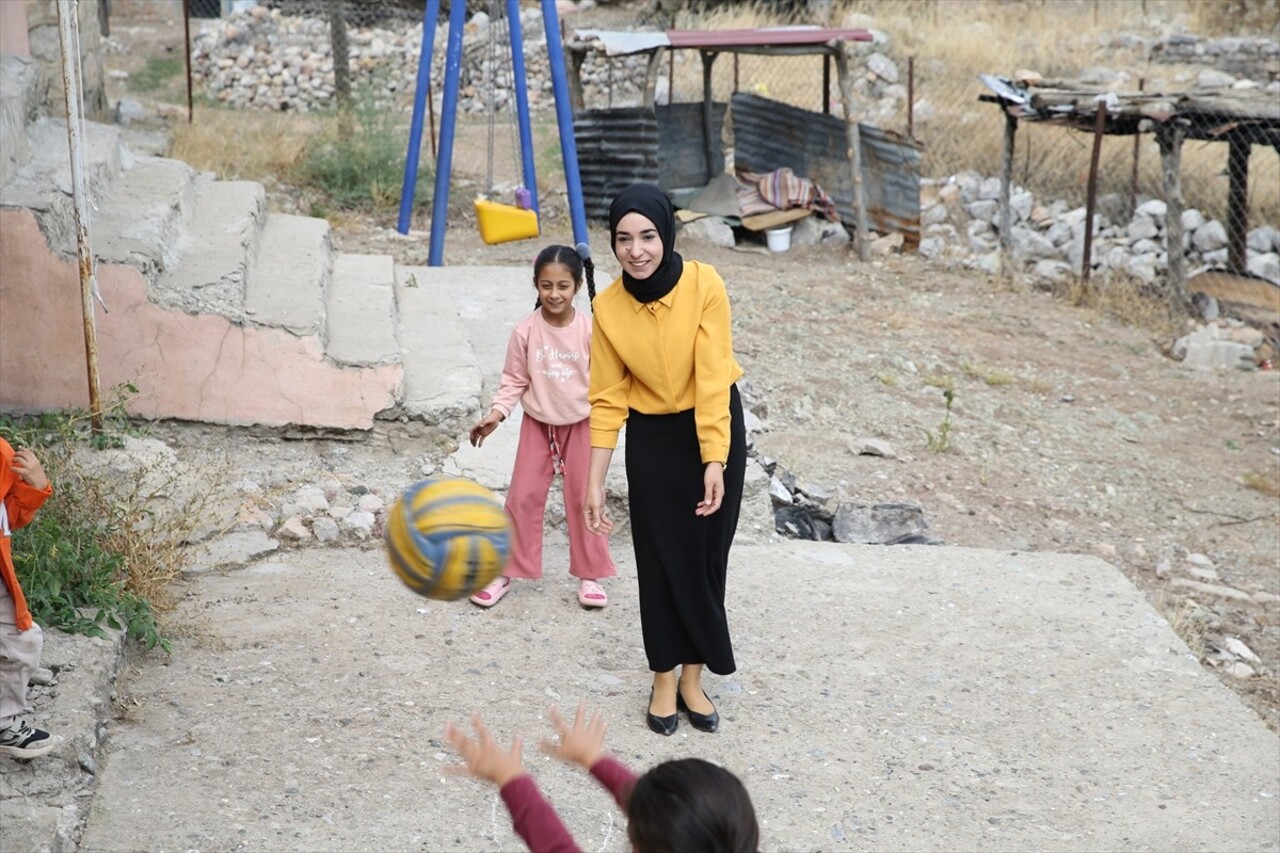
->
(542, 703), (608, 770)
(444, 712), (526, 787)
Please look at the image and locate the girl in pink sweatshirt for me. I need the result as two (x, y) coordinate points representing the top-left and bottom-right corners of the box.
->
(468, 245), (617, 609)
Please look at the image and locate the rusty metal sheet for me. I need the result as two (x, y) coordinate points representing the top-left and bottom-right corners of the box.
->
(665, 26), (872, 50)
(573, 108), (661, 221)
(730, 92), (922, 248)
(656, 102), (728, 190)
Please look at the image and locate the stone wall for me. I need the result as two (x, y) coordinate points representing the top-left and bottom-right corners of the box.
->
(24, 0), (111, 121)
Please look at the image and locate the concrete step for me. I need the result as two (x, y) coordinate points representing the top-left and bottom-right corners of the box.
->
(0, 118), (128, 258)
(151, 175), (265, 321)
(392, 265), (482, 428)
(0, 54), (40, 187)
(2, 117), (126, 204)
(325, 253), (399, 367)
(92, 156), (197, 273)
(244, 213), (331, 336)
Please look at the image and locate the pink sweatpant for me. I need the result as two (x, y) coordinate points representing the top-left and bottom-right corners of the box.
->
(504, 414), (616, 581)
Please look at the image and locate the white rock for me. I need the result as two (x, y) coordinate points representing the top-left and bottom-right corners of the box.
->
(1223, 636), (1262, 664)
(1135, 199), (1167, 219)
(1181, 208), (1206, 232)
(312, 516), (341, 544)
(681, 217), (736, 248)
(977, 177), (1002, 201)
(1186, 552), (1214, 567)
(918, 237), (947, 260)
(768, 476), (793, 507)
(1197, 68), (1237, 88)
(1247, 252), (1279, 282)
(342, 510), (376, 539)
(1167, 577), (1253, 602)
(1127, 216), (1160, 242)
(1187, 566), (1220, 582)
(854, 437), (897, 458)
(357, 493), (385, 514)
(1225, 661), (1256, 679)
(276, 516), (310, 541)
(1193, 220), (1228, 253)
(293, 485), (329, 514)
(866, 52), (899, 83)
(1246, 225), (1279, 253)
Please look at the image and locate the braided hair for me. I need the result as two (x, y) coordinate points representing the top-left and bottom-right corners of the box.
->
(532, 244), (596, 311)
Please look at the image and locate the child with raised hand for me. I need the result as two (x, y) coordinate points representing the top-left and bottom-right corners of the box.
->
(0, 438), (57, 760)
(444, 703), (760, 853)
(467, 244), (617, 610)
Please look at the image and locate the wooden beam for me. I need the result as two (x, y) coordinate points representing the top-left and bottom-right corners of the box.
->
(834, 43), (869, 262)
(998, 109), (1017, 270)
(642, 48), (664, 109)
(1081, 103), (1108, 290)
(1226, 136), (1250, 274)
(567, 46), (586, 114)
(701, 49), (718, 181)
(1157, 122), (1191, 313)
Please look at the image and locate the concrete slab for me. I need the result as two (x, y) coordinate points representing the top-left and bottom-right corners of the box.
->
(392, 264), (482, 427)
(76, 543), (1280, 852)
(152, 175), (265, 322)
(244, 213), (331, 336)
(326, 253), (400, 366)
(91, 156), (196, 272)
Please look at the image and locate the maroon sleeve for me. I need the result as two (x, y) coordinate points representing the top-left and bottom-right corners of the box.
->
(499, 775), (582, 853)
(588, 756), (639, 812)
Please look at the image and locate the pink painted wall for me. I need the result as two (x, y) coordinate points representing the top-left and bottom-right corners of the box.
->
(0, 209), (402, 429)
(0, 2), (30, 56)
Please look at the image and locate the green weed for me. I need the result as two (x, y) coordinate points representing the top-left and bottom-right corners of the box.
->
(924, 387), (956, 454)
(131, 56), (183, 94)
(296, 86), (429, 213)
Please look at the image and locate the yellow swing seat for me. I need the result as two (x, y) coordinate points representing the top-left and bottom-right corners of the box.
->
(474, 198), (539, 245)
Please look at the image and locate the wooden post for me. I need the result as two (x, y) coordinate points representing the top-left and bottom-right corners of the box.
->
(567, 46), (585, 114)
(701, 49), (718, 182)
(1081, 103), (1108, 289)
(668, 47), (674, 106)
(182, 0), (193, 123)
(822, 53), (830, 114)
(998, 108), (1017, 266)
(907, 55), (915, 137)
(642, 48), (664, 109)
(330, 4), (351, 113)
(1129, 77), (1144, 214)
(835, 42), (870, 262)
(1157, 122), (1190, 312)
(1226, 136), (1250, 273)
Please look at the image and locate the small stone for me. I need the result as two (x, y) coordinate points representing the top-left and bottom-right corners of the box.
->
(1225, 661), (1256, 679)
(1154, 560), (1172, 578)
(768, 476), (794, 507)
(1186, 553), (1214, 567)
(854, 437), (897, 458)
(357, 494), (385, 514)
(312, 517), (341, 544)
(292, 486), (329, 514)
(276, 516), (311, 542)
(341, 510), (376, 540)
(1187, 566), (1220, 582)
(1223, 636), (1261, 664)
(1093, 542), (1118, 559)
(1168, 578), (1253, 603)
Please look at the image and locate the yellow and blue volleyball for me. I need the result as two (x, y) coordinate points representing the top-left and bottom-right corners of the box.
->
(385, 477), (512, 601)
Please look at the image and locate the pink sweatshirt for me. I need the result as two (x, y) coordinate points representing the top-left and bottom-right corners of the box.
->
(490, 308), (592, 426)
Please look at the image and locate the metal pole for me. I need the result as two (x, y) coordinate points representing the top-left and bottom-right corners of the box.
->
(1226, 136), (1250, 274)
(701, 49), (717, 182)
(998, 109), (1017, 267)
(543, 0), (588, 246)
(822, 53), (830, 114)
(397, 0), (441, 235)
(56, 0), (103, 434)
(182, 0), (193, 123)
(1081, 102), (1108, 289)
(907, 56), (915, 137)
(507, 0), (539, 213)
(427, 0), (465, 264)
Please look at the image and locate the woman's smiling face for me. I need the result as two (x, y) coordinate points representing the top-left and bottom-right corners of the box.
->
(613, 212), (664, 281)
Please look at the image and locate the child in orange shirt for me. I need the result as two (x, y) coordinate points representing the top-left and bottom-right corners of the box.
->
(0, 437), (56, 759)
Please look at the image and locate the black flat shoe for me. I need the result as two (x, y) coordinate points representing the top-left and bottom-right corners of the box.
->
(677, 685), (720, 733)
(646, 689), (678, 736)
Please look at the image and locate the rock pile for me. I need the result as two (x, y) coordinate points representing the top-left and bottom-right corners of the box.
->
(915, 171), (1280, 293)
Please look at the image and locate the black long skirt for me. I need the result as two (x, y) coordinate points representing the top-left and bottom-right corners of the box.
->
(625, 384), (746, 675)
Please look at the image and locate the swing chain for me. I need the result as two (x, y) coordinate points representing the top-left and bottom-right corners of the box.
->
(484, 1), (524, 201)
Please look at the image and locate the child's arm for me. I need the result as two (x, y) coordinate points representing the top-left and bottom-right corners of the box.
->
(445, 713), (581, 853)
(543, 704), (637, 812)
(470, 326), (532, 447)
(4, 445), (53, 530)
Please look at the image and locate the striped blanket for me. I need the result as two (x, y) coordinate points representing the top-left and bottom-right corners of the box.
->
(736, 167), (839, 222)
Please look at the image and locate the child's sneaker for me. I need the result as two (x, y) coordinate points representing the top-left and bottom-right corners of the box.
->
(0, 719), (56, 759)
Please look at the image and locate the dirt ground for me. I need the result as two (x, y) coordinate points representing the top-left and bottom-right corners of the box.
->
(97, 0), (1279, 735)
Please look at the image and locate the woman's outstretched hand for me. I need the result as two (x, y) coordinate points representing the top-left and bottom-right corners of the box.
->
(444, 712), (526, 787)
(543, 703), (608, 771)
(696, 461), (724, 516)
(584, 484), (614, 535)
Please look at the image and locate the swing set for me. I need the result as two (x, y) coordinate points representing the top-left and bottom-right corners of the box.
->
(396, 0), (589, 266)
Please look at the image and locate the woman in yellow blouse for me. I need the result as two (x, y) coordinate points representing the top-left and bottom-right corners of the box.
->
(584, 183), (747, 736)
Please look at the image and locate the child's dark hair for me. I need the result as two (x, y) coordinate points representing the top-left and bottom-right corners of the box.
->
(626, 758), (759, 853)
(532, 244), (596, 311)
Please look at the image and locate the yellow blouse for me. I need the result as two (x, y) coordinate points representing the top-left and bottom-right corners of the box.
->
(589, 260), (744, 464)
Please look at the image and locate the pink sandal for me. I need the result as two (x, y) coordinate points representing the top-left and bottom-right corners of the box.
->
(577, 579), (607, 608)
(470, 577), (511, 608)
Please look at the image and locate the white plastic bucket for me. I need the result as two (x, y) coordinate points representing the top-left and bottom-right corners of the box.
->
(765, 226), (793, 252)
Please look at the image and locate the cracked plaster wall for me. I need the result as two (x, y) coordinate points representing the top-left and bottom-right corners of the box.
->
(0, 209), (401, 429)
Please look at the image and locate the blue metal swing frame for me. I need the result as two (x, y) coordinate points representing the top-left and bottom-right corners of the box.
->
(396, 0), (589, 266)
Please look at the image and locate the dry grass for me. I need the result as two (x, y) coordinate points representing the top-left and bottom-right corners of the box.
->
(1242, 469), (1280, 498)
(1162, 594), (1210, 659)
(171, 106), (320, 183)
(1063, 274), (1184, 339)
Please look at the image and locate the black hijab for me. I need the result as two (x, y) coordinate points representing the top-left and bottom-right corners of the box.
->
(608, 183), (684, 304)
